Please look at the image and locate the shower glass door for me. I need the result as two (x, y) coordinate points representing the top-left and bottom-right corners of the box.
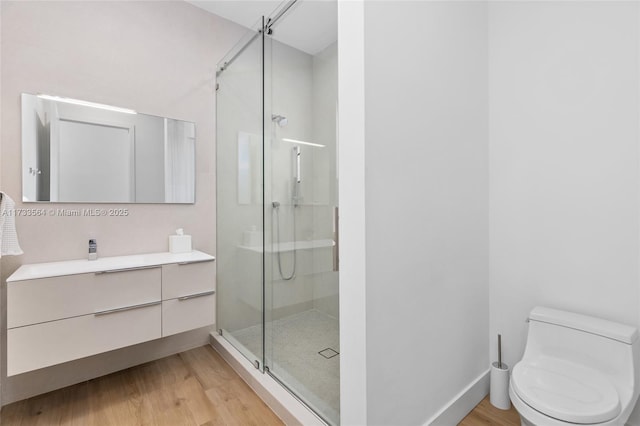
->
(264, 2), (339, 424)
(216, 18), (265, 368)
(216, 2), (339, 424)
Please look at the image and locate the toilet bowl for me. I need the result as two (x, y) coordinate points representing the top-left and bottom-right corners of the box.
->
(509, 307), (639, 426)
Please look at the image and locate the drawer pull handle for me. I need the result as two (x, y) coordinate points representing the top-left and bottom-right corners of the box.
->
(178, 290), (215, 301)
(95, 265), (160, 275)
(94, 300), (161, 316)
(177, 259), (214, 265)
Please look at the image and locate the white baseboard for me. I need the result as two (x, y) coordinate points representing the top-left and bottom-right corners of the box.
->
(210, 332), (325, 426)
(426, 369), (490, 426)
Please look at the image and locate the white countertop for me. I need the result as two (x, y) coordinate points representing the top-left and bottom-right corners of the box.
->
(7, 250), (215, 282)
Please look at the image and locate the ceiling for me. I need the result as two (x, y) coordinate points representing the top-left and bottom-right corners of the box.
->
(187, 0), (337, 55)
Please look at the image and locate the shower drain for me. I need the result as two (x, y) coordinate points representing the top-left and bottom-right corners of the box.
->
(318, 348), (339, 359)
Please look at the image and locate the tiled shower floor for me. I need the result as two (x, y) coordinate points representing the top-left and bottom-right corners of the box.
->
(232, 309), (340, 423)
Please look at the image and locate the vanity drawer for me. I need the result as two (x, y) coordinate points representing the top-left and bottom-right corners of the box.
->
(7, 302), (161, 376)
(162, 293), (215, 337)
(162, 261), (215, 300)
(7, 267), (161, 329)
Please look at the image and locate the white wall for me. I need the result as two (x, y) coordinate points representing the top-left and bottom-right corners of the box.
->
(0, 0), (245, 405)
(363, 1), (489, 424)
(489, 0), (639, 386)
(489, 1), (640, 422)
(337, 1), (368, 424)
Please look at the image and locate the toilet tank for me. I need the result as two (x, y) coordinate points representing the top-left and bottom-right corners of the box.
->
(523, 307), (639, 393)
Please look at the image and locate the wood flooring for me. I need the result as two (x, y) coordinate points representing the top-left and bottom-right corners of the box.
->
(459, 396), (521, 426)
(1, 345), (522, 426)
(0, 345), (284, 426)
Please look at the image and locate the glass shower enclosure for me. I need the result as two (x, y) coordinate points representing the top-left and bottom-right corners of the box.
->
(216, 2), (339, 424)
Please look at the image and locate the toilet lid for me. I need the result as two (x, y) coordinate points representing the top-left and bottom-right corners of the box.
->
(512, 356), (621, 424)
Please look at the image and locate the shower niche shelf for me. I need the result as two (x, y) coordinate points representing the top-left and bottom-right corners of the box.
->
(238, 238), (334, 253)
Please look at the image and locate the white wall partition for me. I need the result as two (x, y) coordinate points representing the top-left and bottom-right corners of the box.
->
(337, 1), (367, 424)
(362, 1), (489, 424)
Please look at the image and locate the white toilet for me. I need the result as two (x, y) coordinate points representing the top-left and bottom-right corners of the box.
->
(509, 307), (640, 426)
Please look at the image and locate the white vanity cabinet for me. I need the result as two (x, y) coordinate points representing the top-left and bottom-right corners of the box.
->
(6, 251), (215, 376)
(161, 260), (215, 337)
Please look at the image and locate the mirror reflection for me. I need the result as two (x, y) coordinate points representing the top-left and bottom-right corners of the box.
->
(22, 93), (196, 203)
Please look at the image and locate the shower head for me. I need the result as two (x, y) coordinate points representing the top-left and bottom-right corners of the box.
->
(272, 114), (288, 127)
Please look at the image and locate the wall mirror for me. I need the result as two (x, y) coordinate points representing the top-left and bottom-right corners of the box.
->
(21, 93), (195, 203)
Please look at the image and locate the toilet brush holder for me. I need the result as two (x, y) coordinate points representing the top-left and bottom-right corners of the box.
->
(490, 333), (511, 410)
(490, 361), (511, 410)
